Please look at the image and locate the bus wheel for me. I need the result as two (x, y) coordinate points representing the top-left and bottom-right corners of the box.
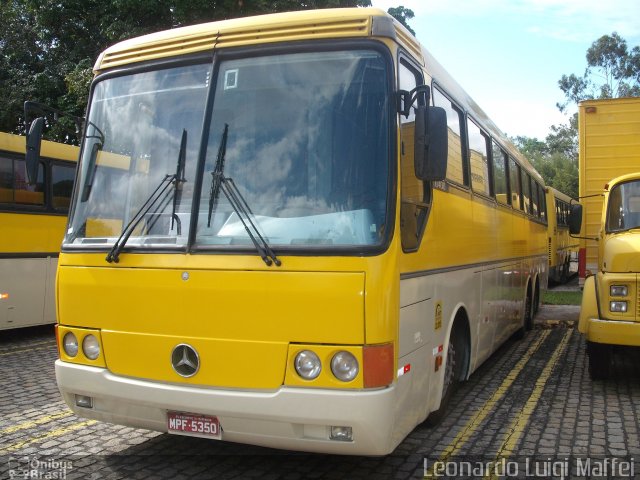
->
(425, 320), (468, 426)
(524, 283), (533, 331)
(532, 279), (540, 317)
(587, 341), (611, 380)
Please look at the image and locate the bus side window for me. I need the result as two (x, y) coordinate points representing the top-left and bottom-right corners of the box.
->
(538, 184), (547, 222)
(531, 177), (539, 217)
(0, 154), (13, 203)
(52, 162), (76, 211)
(509, 158), (522, 210)
(399, 59), (429, 252)
(492, 142), (509, 205)
(467, 118), (490, 196)
(433, 87), (465, 186)
(5, 156), (45, 206)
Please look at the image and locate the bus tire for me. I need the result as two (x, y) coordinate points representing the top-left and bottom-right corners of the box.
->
(524, 282), (533, 331)
(425, 318), (468, 426)
(587, 341), (611, 380)
(532, 277), (540, 317)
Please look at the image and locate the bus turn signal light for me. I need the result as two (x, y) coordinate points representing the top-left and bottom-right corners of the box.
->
(363, 343), (394, 388)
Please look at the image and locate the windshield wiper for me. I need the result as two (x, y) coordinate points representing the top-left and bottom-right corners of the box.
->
(171, 129), (187, 232)
(106, 131), (188, 263)
(207, 124), (281, 267)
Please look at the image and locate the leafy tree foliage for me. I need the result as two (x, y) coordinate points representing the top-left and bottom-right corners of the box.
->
(513, 115), (579, 199)
(558, 32), (640, 112)
(0, 0), (370, 140)
(387, 6), (415, 36)
(522, 32), (640, 198)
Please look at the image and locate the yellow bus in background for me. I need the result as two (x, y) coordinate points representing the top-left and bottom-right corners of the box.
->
(45, 8), (547, 455)
(546, 187), (579, 284)
(0, 132), (78, 330)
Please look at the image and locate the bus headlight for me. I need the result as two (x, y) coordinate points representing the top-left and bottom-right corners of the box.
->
(82, 334), (100, 360)
(331, 351), (359, 382)
(610, 301), (628, 313)
(63, 332), (79, 357)
(294, 350), (321, 380)
(610, 285), (628, 297)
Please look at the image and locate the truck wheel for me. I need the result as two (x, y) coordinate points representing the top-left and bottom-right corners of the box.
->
(587, 341), (611, 380)
(425, 320), (468, 426)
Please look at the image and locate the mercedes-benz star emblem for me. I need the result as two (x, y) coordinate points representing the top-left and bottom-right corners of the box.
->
(171, 344), (200, 377)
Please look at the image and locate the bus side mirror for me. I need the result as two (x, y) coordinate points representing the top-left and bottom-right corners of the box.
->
(26, 117), (44, 185)
(569, 204), (583, 235)
(415, 106), (448, 181)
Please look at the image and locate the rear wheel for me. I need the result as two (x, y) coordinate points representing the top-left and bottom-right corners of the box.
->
(524, 283), (533, 331)
(587, 341), (611, 380)
(532, 279), (540, 317)
(425, 320), (468, 426)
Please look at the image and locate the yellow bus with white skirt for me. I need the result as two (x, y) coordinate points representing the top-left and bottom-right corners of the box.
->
(41, 8), (547, 454)
(0, 132), (77, 330)
(546, 187), (579, 284)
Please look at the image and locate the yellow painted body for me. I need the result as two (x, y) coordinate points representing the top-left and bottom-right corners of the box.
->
(545, 187), (578, 283)
(579, 173), (640, 347)
(578, 98), (640, 279)
(0, 132), (78, 330)
(55, 8), (547, 454)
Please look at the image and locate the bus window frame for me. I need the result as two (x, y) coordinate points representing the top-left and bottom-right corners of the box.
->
(466, 115), (492, 200)
(432, 82), (470, 189)
(65, 39), (399, 258)
(398, 53), (430, 253)
(0, 151), (50, 214)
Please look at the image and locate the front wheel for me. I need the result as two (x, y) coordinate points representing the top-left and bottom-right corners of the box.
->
(425, 321), (468, 425)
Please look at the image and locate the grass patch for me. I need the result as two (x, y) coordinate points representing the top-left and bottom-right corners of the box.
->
(542, 290), (583, 306)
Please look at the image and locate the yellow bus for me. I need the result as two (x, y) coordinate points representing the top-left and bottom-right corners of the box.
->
(44, 8), (547, 455)
(0, 132), (78, 330)
(546, 187), (579, 284)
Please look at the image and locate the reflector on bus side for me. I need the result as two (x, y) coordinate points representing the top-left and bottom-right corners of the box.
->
(363, 343), (394, 388)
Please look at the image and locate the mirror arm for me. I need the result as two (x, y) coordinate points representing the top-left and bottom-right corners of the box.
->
(398, 84), (432, 118)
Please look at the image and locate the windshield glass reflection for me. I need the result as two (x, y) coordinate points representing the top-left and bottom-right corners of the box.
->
(66, 64), (210, 247)
(197, 50), (390, 248)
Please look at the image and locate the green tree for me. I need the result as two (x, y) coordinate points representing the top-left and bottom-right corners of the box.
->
(1, 0), (371, 140)
(387, 6), (415, 36)
(513, 115), (579, 199)
(558, 32), (640, 112)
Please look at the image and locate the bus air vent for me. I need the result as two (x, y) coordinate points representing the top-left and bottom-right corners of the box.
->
(215, 17), (371, 48)
(97, 31), (219, 71)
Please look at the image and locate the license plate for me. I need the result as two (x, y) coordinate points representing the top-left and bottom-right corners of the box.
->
(167, 411), (221, 439)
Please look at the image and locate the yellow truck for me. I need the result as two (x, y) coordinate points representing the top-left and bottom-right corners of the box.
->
(576, 98), (640, 379)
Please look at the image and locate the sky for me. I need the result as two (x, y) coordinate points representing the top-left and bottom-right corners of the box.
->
(370, 0), (640, 139)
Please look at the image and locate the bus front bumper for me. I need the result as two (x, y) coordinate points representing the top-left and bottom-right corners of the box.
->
(55, 360), (399, 455)
(582, 318), (640, 346)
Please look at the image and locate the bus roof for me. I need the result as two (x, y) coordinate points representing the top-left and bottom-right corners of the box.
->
(95, 8), (396, 72)
(93, 7), (542, 184)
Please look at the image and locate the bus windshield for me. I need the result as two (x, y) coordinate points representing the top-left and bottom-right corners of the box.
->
(607, 180), (640, 232)
(65, 49), (391, 253)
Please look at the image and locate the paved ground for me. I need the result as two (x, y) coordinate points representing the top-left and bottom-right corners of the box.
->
(1, 298), (639, 479)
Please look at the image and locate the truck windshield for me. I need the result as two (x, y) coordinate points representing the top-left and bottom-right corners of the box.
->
(65, 49), (391, 254)
(607, 180), (640, 232)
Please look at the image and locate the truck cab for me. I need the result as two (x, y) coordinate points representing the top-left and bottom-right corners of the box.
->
(578, 173), (640, 379)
